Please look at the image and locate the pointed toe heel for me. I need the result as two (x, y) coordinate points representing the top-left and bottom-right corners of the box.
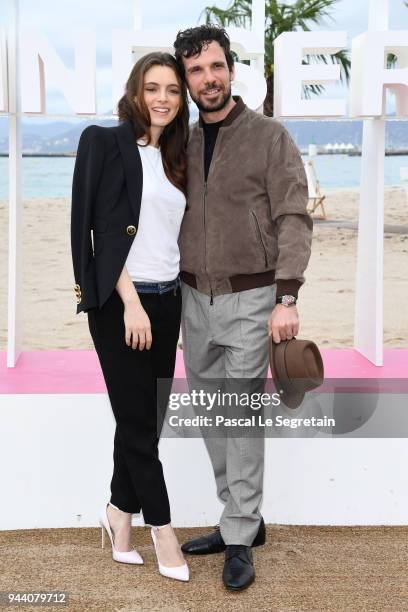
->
(151, 527), (189, 582)
(99, 503), (143, 565)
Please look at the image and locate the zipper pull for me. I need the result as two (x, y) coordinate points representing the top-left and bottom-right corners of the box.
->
(210, 290), (214, 306)
(204, 181), (208, 194)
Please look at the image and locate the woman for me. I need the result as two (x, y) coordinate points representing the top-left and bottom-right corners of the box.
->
(71, 52), (189, 582)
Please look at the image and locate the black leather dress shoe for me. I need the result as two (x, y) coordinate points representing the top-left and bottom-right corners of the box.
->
(181, 517), (266, 555)
(223, 545), (255, 591)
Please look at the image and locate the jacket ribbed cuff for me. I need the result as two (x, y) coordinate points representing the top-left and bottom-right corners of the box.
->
(276, 279), (302, 300)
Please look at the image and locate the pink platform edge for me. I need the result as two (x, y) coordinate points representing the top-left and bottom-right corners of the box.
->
(0, 349), (407, 395)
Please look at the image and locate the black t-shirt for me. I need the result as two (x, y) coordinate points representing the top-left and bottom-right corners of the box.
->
(202, 119), (224, 182)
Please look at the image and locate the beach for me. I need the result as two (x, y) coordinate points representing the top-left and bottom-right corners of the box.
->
(0, 186), (407, 351)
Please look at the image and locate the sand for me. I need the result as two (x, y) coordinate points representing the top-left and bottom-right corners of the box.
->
(1, 525), (408, 611)
(0, 186), (407, 351)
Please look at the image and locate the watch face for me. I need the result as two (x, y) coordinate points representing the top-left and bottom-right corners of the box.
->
(282, 295), (296, 307)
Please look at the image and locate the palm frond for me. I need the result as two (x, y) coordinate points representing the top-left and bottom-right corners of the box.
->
(201, 0), (350, 113)
(200, 0), (251, 27)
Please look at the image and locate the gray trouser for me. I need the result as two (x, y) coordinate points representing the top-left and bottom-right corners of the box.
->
(181, 281), (277, 545)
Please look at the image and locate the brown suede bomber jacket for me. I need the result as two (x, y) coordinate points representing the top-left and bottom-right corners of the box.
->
(178, 96), (313, 299)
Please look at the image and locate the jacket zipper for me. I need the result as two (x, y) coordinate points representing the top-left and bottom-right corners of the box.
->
(251, 211), (268, 267)
(203, 179), (213, 304)
(203, 129), (224, 305)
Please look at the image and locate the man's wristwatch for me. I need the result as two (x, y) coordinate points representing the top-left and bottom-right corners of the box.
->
(276, 295), (297, 307)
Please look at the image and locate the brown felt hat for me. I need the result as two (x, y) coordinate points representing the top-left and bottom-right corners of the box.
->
(269, 338), (324, 409)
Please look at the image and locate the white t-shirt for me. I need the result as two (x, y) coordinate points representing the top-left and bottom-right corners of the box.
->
(125, 141), (186, 282)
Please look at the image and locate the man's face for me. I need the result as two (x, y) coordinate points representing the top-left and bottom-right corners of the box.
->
(182, 40), (235, 113)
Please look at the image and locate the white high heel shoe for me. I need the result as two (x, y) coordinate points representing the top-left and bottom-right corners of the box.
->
(99, 503), (143, 565)
(151, 525), (189, 582)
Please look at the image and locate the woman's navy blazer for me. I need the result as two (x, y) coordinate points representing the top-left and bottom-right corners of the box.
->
(71, 120), (143, 314)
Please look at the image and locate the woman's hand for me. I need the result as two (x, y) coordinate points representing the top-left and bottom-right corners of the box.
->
(115, 266), (152, 350)
(124, 301), (152, 350)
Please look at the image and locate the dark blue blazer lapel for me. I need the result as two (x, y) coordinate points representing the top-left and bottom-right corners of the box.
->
(114, 120), (143, 225)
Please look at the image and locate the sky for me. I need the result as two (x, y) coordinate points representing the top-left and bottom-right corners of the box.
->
(0, 0), (407, 117)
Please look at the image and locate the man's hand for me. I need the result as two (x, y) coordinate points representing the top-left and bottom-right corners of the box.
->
(268, 304), (299, 343)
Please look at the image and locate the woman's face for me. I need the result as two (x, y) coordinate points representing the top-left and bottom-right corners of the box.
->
(137, 65), (182, 129)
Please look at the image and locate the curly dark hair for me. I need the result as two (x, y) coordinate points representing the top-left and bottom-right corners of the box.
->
(173, 25), (234, 77)
(117, 52), (189, 196)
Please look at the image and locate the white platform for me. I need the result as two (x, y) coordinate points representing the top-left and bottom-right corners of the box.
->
(1, 393), (407, 530)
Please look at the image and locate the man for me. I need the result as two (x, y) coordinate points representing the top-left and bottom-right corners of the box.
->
(173, 25), (312, 591)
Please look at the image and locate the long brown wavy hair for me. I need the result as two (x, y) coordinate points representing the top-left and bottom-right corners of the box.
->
(117, 52), (189, 196)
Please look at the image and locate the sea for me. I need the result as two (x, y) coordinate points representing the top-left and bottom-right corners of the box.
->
(0, 154), (408, 199)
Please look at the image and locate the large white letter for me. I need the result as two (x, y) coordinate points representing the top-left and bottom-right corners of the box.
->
(0, 29), (7, 112)
(232, 62), (267, 110)
(112, 29), (174, 114)
(21, 28), (96, 114)
(350, 31), (408, 117)
(274, 31), (348, 117)
(228, 27), (266, 110)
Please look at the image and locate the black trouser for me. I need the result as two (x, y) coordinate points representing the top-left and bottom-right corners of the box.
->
(87, 283), (181, 525)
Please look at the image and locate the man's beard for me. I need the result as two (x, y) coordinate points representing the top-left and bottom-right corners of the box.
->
(191, 82), (232, 113)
